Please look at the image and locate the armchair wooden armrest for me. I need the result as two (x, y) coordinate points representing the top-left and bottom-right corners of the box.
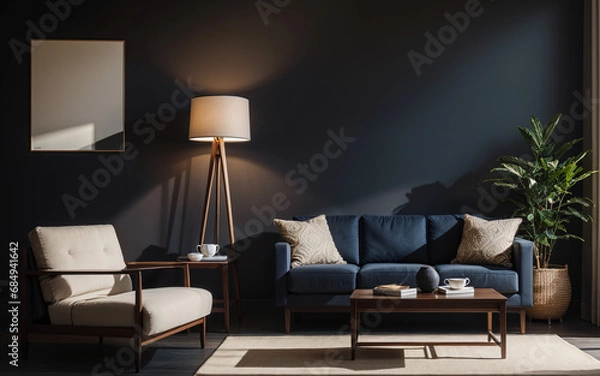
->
(26, 268), (144, 276)
(26, 265), (184, 276)
(126, 261), (184, 268)
(126, 261), (191, 287)
(26, 263), (192, 287)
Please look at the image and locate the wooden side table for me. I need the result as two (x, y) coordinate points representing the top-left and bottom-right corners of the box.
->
(184, 254), (242, 332)
(129, 254), (242, 332)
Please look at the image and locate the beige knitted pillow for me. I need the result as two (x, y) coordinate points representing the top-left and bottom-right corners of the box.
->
(273, 214), (346, 268)
(452, 214), (522, 268)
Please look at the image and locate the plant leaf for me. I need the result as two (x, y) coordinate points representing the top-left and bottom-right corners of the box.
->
(542, 114), (561, 144)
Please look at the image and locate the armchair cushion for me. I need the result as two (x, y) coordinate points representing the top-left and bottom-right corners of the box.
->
(47, 287), (212, 336)
(28, 225), (132, 303)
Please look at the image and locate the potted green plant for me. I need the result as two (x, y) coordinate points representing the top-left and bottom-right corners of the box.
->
(488, 114), (596, 322)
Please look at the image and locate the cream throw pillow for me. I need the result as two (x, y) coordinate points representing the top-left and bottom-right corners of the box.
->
(452, 214), (522, 268)
(273, 215), (346, 268)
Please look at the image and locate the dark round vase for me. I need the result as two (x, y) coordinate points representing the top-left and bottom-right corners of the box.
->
(416, 266), (439, 293)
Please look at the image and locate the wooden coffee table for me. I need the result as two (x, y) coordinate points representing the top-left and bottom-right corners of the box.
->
(350, 288), (507, 360)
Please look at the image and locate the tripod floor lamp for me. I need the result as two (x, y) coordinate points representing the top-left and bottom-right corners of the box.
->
(189, 96), (250, 252)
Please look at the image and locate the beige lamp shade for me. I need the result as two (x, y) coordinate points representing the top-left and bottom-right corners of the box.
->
(189, 96), (250, 142)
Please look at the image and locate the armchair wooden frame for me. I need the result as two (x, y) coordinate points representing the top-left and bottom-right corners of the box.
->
(21, 255), (205, 373)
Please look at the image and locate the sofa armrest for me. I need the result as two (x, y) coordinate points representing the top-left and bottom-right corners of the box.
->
(512, 237), (534, 307)
(275, 242), (291, 306)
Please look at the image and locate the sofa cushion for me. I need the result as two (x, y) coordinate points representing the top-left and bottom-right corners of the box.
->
(47, 287), (213, 336)
(357, 263), (426, 289)
(274, 215), (346, 268)
(28, 225), (132, 303)
(295, 215), (359, 265)
(288, 264), (359, 294)
(452, 214), (522, 268)
(435, 264), (519, 293)
(360, 215), (428, 264)
(427, 214), (464, 265)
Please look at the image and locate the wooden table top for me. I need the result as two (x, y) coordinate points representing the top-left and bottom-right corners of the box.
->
(350, 288), (506, 302)
(127, 253), (239, 267)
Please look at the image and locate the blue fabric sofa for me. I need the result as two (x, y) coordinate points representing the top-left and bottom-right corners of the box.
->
(275, 214), (534, 333)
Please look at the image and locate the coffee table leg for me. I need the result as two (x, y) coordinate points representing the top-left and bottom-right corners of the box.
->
(487, 312), (492, 342)
(350, 301), (357, 360)
(500, 302), (507, 358)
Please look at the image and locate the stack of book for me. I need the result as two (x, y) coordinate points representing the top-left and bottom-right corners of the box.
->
(437, 286), (475, 295)
(372, 284), (417, 297)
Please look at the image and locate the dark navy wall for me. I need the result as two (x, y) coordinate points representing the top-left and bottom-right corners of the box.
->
(2, 0), (584, 302)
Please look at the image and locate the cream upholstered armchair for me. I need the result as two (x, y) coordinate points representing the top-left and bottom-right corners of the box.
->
(23, 224), (212, 372)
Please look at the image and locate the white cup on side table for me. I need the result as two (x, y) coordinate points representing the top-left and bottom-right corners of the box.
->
(198, 244), (220, 257)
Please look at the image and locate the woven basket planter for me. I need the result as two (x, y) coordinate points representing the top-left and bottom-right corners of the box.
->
(526, 265), (571, 322)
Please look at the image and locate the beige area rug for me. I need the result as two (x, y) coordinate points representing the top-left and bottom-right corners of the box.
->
(195, 334), (600, 376)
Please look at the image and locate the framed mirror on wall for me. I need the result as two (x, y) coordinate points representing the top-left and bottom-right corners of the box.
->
(31, 39), (125, 152)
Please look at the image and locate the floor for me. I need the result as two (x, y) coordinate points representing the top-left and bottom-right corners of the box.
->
(10, 300), (600, 376)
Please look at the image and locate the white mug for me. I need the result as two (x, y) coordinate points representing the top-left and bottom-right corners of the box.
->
(197, 244), (220, 257)
(444, 277), (470, 290)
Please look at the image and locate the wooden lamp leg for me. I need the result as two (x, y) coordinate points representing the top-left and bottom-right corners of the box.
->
(199, 137), (237, 249)
(215, 152), (221, 243)
(218, 138), (236, 249)
(199, 139), (219, 245)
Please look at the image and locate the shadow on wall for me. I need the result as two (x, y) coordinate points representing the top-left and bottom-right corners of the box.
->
(135, 244), (182, 288)
(393, 169), (514, 218)
(232, 231), (282, 299)
(137, 244), (178, 261)
(394, 181), (459, 215)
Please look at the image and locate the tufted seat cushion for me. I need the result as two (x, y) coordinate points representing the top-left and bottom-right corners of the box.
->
(28, 225), (132, 303)
(48, 287), (212, 336)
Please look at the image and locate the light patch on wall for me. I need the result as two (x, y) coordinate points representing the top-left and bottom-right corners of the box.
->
(158, 6), (307, 92)
(32, 122), (96, 151)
